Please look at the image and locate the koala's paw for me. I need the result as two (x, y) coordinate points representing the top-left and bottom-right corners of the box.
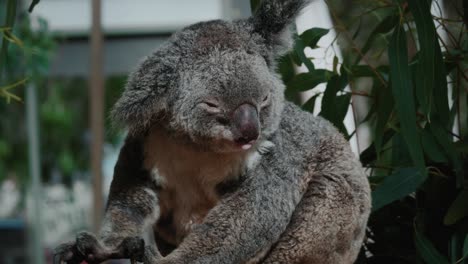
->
(117, 236), (146, 263)
(143, 245), (163, 264)
(54, 232), (146, 264)
(54, 231), (105, 264)
(53, 240), (83, 264)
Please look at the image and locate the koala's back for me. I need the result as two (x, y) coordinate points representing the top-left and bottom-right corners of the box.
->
(250, 102), (371, 263)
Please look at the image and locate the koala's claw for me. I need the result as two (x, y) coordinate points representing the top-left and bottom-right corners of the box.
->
(53, 231), (105, 264)
(54, 231), (146, 264)
(54, 240), (83, 264)
(118, 236), (146, 262)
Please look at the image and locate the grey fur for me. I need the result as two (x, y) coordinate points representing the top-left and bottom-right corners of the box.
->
(251, 0), (313, 55)
(55, 0), (371, 263)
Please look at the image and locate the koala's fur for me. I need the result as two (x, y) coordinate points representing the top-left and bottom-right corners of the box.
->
(54, 0), (371, 263)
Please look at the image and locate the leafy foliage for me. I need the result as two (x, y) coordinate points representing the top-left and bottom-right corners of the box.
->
(1, 0), (44, 102)
(0, 0), (20, 102)
(252, 0), (468, 262)
(0, 3), (126, 186)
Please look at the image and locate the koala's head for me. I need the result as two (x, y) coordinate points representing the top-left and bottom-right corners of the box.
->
(112, 0), (311, 152)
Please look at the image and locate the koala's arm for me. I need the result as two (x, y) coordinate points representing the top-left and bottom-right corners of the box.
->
(154, 150), (304, 264)
(54, 135), (160, 264)
(98, 135), (159, 247)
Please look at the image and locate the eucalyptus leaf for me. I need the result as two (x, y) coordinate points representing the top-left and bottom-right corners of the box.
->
(463, 235), (468, 263)
(371, 168), (426, 212)
(415, 227), (450, 264)
(388, 21), (426, 174)
(293, 35), (315, 71)
(429, 119), (463, 186)
(286, 70), (334, 92)
(302, 93), (320, 114)
(407, 0), (449, 120)
(299, 28), (329, 49)
(360, 131), (395, 166)
(28, 0), (41, 13)
(374, 82), (394, 158)
(319, 72), (350, 136)
(443, 189), (468, 225)
(0, 0), (18, 82)
(421, 127), (448, 163)
(277, 53), (296, 84)
(355, 12), (399, 64)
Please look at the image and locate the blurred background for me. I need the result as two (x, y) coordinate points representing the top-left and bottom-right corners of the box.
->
(0, 0), (466, 263)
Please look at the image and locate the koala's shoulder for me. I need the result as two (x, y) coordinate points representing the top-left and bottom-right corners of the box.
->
(276, 102), (350, 161)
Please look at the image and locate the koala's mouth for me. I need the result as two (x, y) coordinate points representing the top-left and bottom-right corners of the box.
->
(232, 136), (259, 151)
(234, 140), (256, 150)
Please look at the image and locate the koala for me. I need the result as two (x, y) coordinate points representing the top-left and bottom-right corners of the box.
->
(54, 0), (371, 263)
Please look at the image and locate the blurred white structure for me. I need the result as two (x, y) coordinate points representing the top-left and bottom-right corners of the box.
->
(26, 0), (250, 76)
(0, 179), (20, 218)
(26, 181), (92, 246)
(30, 0), (225, 35)
(28, 0), (253, 35)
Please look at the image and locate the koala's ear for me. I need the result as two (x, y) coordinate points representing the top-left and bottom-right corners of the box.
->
(111, 56), (174, 134)
(250, 0), (312, 55)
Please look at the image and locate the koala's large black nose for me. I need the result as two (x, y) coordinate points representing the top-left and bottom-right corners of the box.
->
(232, 103), (260, 145)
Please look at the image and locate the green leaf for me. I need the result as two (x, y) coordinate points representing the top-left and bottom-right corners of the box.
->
(250, 0), (261, 13)
(2, 29), (23, 47)
(291, 29), (329, 71)
(454, 141), (468, 154)
(28, 0), (41, 12)
(444, 49), (465, 74)
(293, 35), (315, 71)
(333, 94), (352, 136)
(415, 227), (450, 264)
(443, 189), (468, 225)
(407, 0), (449, 120)
(0, 0), (18, 81)
(299, 28), (330, 49)
(319, 73), (347, 114)
(421, 127), (448, 163)
(302, 93), (320, 113)
(352, 17), (362, 40)
(388, 21), (426, 174)
(391, 133), (414, 167)
(286, 70), (334, 92)
(319, 73), (350, 135)
(0, 78), (27, 103)
(360, 130), (395, 166)
(462, 235), (468, 263)
(355, 12), (399, 64)
(277, 53), (296, 84)
(332, 56), (339, 74)
(1, 78), (28, 91)
(374, 82), (394, 158)
(59, 150), (75, 175)
(429, 119), (463, 186)
(372, 168), (426, 212)
(0, 139), (10, 158)
(450, 234), (459, 264)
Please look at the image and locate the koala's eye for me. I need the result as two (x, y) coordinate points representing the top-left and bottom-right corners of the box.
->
(204, 102), (218, 108)
(261, 94), (270, 107)
(200, 101), (221, 113)
(216, 116), (229, 126)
